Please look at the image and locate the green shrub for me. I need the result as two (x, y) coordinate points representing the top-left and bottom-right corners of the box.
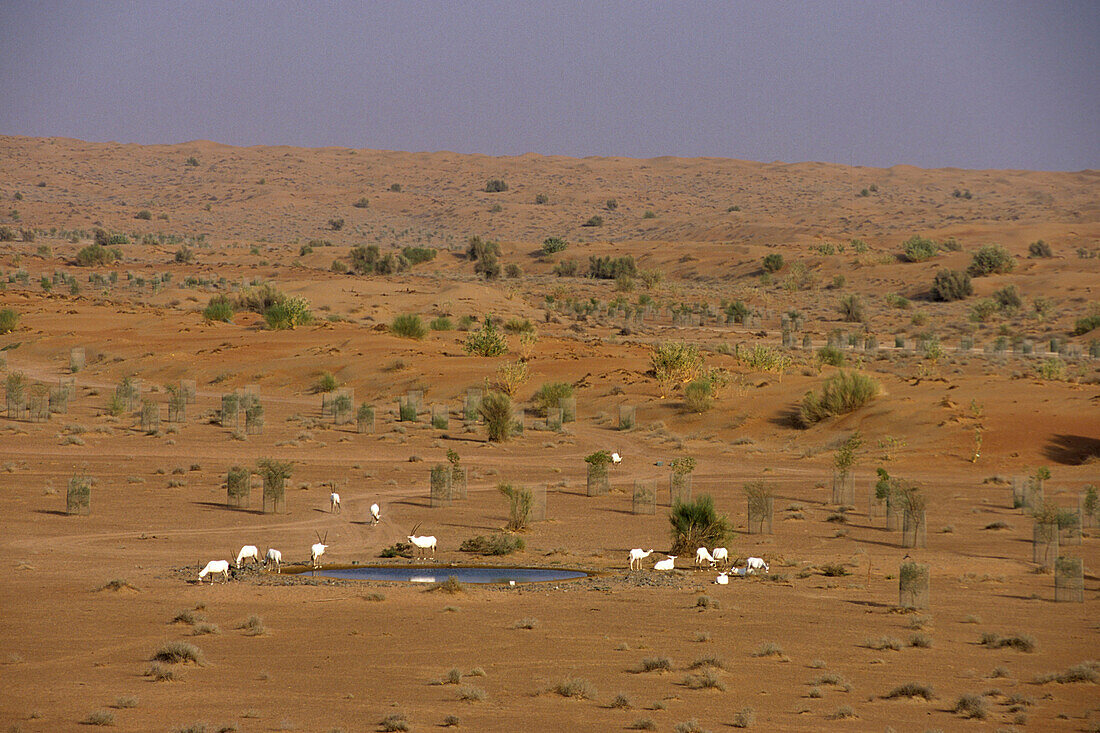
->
(762, 253), (784, 272)
(478, 391), (514, 442)
(498, 483), (533, 530)
(349, 244), (409, 275)
(484, 179), (508, 192)
(315, 372), (338, 393)
(0, 308), (18, 334)
(902, 235), (937, 262)
(534, 193), (549, 204)
(532, 382), (573, 415)
(724, 300), (750, 323)
(1073, 313), (1100, 335)
(838, 294), (864, 322)
(174, 245), (194, 263)
(651, 341), (704, 397)
(184, 156), (199, 166)
(541, 237), (568, 255)
(459, 533), (524, 555)
(391, 313), (427, 339)
(466, 236), (501, 261)
(463, 319), (508, 357)
(263, 296), (312, 330)
(817, 346), (844, 367)
(202, 295), (234, 323)
(401, 246), (437, 265)
(430, 316), (453, 331)
(968, 244), (1015, 276)
(1027, 240), (1053, 258)
(553, 258), (578, 277)
(0, 226), (15, 241)
(931, 269), (972, 301)
(75, 243), (121, 266)
(588, 255), (636, 279)
(992, 284), (1021, 311)
(328, 217), (345, 231)
(669, 494), (732, 554)
(135, 209), (152, 220)
(799, 371), (880, 426)
(683, 378), (715, 413)
(352, 196), (370, 208)
(582, 215), (604, 227)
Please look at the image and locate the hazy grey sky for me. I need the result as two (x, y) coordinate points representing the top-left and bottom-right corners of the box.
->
(2, 1), (1097, 170)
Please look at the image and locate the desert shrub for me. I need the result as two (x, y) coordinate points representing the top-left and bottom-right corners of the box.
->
(902, 235), (937, 262)
(112, 696), (138, 709)
(992, 284), (1021, 311)
(484, 179), (508, 192)
(352, 196), (369, 208)
(979, 633), (1035, 653)
(552, 258), (579, 277)
(0, 226), (15, 241)
(628, 720), (657, 731)
(1071, 313), (1100, 335)
(429, 316), (452, 331)
(669, 494), (732, 554)
(504, 263), (522, 278)
(689, 654), (726, 670)
(84, 709), (115, 726)
(1034, 662), (1099, 684)
(238, 615), (266, 635)
(799, 371), (880, 426)
(152, 641), (205, 665)
(820, 563), (849, 577)
(457, 685), (486, 702)
(202, 295), (234, 323)
(1027, 240), (1053, 258)
(609, 693), (632, 709)
(582, 215), (604, 227)
(466, 236), (501, 261)
(75, 243), (121, 266)
(968, 244), (1015, 276)
(552, 677), (596, 699)
(762, 253), (784, 272)
(864, 636), (903, 651)
(731, 707), (755, 728)
(503, 318), (534, 334)
(827, 706), (855, 720)
(1037, 357), (1065, 380)
(314, 372), (338, 393)
(391, 313), (427, 339)
(474, 252), (501, 279)
(953, 694), (987, 719)
(532, 382), (573, 415)
(724, 300), (750, 323)
(541, 237), (568, 255)
(735, 344), (790, 373)
(463, 319), (508, 356)
(478, 391), (514, 442)
(838, 294), (864, 322)
(174, 245), (194, 263)
(683, 378), (715, 413)
(380, 542), (413, 558)
(499, 483), (533, 531)
(589, 255), (636, 279)
(0, 308), (19, 334)
(909, 633), (932, 648)
(931, 269), (972, 301)
(884, 682), (934, 700)
(651, 341), (704, 398)
(263, 296), (312, 330)
(235, 283), (284, 314)
(379, 714), (409, 732)
(817, 345), (844, 367)
(401, 246), (437, 265)
(636, 656), (673, 673)
(328, 217), (344, 231)
(534, 192), (549, 204)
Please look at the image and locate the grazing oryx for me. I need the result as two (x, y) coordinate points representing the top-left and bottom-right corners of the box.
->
(653, 555), (677, 571)
(611, 452), (622, 465)
(746, 557), (769, 574)
(715, 572), (729, 585)
(628, 548), (654, 571)
(407, 523), (437, 559)
(369, 503), (381, 524)
(235, 545), (261, 568)
(264, 548), (282, 573)
(198, 560), (230, 584)
(695, 547), (717, 568)
(329, 491), (341, 514)
(712, 547), (729, 564)
(311, 532), (329, 569)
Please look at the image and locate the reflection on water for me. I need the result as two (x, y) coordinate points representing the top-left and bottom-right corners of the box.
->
(309, 566), (589, 584)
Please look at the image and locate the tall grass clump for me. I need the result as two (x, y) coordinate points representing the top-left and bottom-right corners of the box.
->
(151, 641), (205, 665)
(263, 296), (312, 330)
(202, 295), (234, 322)
(0, 308), (18, 334)
(391, 313), (427, 339)
(551, 678), (596, 699)
(669, 495), (731, 555)
(498, 483), (533, 531)
(799, 371), (880, 426)
(463, 318), (508, 357)
(532, 381), (573, 415)
(478, 391), (514, 442)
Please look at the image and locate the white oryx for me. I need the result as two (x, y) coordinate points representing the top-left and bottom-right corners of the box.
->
(369, 503), (381, 524)
(695, 547), (717, 568)
(235, 545), (261, 568)
(329, 491), (341, 514)
(198, 560), (230, 584)
(407, 523), (436, 559)
(653, 555), (677, 571)
(746, 557), (769, 574)
(311, 532), (329, 569)
(712, 547), (729, 564)
(715, 572), (729, 585)
(264, 548), (282, 573)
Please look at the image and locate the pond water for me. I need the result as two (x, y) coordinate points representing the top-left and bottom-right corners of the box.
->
(306, 566), (590, 584)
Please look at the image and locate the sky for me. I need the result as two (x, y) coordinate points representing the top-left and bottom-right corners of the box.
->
(1, 1), (1098, 170)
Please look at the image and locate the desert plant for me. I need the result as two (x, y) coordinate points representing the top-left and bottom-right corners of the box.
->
(84, 709), (115, 726)
(552, 677), (596, 699)
(799, 371), (880, 426)
(1072, 313), (1100, 335)
(532, 381), (573, 415)
(328, 217), (344, 231)
(731, 707), (755, 728)
(314, 372), (338, 393)
(379, 714), (409, 732)
(541, 237), (568, 255)
(493, 359), (528, 397)
(582, 215), (604, 227)
(429, 316), (453, 331)
(174, 245), (194, 263)
(902, 235), (937, 262)
(151, 641), (205, 665)
(0, 308), (18, 334)
(352, 196), (369, 208)
(884, 682), (934, 700)
(499, 483), (533, 531)
(930, 269), (972, 301)
(463, 318), (508, 356)
(683, 378), (715, 413)
(75, 243), (121, 266)
(979, 632), (1035, 653)
(669, 494), (731, 555)
(968, 244), (1015, 276)
(636, 656), (672, 673)
(762, 253), (784, 272)
(391, 313), (427, 339)
(1027, 240), (1053, 258)
(837, 294), (864, 322)
(202, 295), (234, 322)
(953, 694), (987, 719)
(478, 391), (514, 442)
(651, 341), (704, 398)
(484, 178), (508, 192)
(458, 533), (524, 555)
(263, 296), (312, 330)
